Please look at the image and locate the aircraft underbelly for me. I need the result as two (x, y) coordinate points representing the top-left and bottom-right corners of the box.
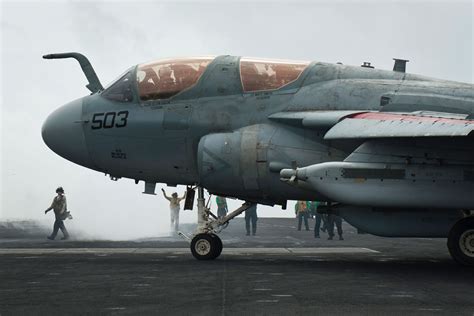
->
(338, 206), (465, 237)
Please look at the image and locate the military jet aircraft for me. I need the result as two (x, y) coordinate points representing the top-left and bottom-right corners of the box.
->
(42, 52), (474, 264)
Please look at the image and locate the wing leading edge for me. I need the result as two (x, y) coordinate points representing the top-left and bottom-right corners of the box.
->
(324, 112), (474, 139)
(269, 110), (474, 138)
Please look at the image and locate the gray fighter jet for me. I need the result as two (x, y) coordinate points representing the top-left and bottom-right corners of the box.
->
(42, 53), (474, 264)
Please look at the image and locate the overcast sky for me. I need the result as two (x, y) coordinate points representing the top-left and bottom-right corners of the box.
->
(1, 0), (472, 239)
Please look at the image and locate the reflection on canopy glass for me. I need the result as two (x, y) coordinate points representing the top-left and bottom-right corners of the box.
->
(240, 58), (310, 92)
(102, 71), (134, 103)
(137, 57), (214, 101)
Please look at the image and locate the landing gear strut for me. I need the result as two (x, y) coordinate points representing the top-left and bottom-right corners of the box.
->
(190, 187), (253, 260)
(447, 216), (474, 266)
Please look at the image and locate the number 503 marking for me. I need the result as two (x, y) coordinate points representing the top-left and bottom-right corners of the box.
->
(91, 111), (129, 130)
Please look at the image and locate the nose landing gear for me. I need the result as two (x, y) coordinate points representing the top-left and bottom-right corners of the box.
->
(190, 233), (223, 260)
(447, 216), (474, 266)
(190, 187), (254, 260)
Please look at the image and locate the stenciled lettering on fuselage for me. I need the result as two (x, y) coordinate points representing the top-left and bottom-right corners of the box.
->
(91, 111), (129, 130)
(111, 148), (127, 159)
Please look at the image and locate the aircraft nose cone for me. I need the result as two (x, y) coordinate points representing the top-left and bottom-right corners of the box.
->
(42, 98), (92, 167)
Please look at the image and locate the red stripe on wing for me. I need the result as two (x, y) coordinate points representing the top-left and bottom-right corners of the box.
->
(349, 112), (474, 125)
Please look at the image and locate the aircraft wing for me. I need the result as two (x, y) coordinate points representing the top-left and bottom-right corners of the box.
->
(276, 110), (474, 209)
(269, 110), (474, 138)
(324, 112), (474, 139)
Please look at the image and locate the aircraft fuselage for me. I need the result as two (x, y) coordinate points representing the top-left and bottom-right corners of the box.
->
(42, 55), (474, 206)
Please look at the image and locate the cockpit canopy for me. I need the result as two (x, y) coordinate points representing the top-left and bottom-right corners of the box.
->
(137, 57), (214, 101)
(102, 69), (134, 103)
(240, 58), (310, 92)
(102, 56), (311, 102)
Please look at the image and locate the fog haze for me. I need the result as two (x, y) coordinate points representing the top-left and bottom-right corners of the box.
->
(1, 0), (472, 239)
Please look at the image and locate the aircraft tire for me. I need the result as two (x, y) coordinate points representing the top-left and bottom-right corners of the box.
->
(447, 216), (474, 266)
(191, 233), (218, 260)
(209, 234), (223, 259)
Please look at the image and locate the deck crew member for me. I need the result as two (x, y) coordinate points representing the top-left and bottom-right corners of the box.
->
(162, 188), (186, 232)
(44, 187), (70, 240)
(295, 200), (310, 231)
(327, 202), (344, 240)
(216, 196), (228, 219)
(245, 204), (258, 236)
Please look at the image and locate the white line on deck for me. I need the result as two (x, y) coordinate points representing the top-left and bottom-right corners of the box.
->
(0, 247), (379, 255)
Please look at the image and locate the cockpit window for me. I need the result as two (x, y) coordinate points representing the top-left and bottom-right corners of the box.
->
(102, 71), (134, 103)
(137, 57), (214, 101)
(240, 58), (310, 92)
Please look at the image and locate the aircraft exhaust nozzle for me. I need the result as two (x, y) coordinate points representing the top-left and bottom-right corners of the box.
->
(42, 52), (103, 93)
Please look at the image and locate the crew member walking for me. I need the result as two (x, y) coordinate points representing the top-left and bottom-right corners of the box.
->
(162, 188), (186, 232)
(44, 187), (70, 240)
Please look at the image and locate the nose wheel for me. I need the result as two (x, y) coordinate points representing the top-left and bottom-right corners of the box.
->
(447, 216), (474, 266)
(190, 233), (223, 260)
(190, 187), (254, 260)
